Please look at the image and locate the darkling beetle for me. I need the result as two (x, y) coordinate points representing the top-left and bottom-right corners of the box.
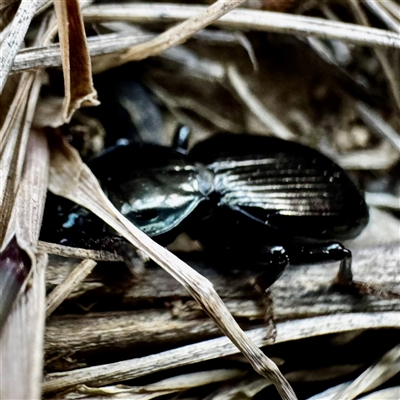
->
(42, 133), (369, 288)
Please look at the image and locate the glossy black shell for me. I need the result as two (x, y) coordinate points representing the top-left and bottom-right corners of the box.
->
(190, 134), (369, 242)
(41, 134), (369, 251)
(88, 142), (213, 238)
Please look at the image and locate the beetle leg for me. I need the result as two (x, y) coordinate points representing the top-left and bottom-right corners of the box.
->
(336, 248), (353, 286)
(206, 244), (289, 288)
(250, 246), (289, 331)
(288, 242), (351, 266)
(252, 245), (290, 288)
(287, 242), (354, 285)
(288, 243), (400, 298)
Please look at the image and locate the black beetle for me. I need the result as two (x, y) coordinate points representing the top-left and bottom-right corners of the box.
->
(41, 133), (369, 287)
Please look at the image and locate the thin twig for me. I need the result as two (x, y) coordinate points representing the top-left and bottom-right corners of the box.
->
(349, 3), (400, 115)
(38, 241), (123, 262)
(46, 259), (97, 317)
(380, 1), (400, 22)
(83, 3), (400, 49)
(364, 0), (400, 33)
(119, 0), (246, 62)
(11, 34), (151, 73)
(331, 344), (400, 400)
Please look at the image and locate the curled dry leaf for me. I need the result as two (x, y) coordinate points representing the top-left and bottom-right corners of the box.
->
(53, 0), (98, 123)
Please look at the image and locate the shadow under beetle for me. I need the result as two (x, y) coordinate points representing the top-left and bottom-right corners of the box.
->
(41, 133), (369, 288)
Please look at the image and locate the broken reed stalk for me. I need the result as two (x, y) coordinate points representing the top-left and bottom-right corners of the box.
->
(46, 133), (297, 400)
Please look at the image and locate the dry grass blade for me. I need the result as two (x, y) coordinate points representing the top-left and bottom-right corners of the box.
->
(365, 193), (400, 211)
(0, 253), (47, 400)
(0, 0), (41, 93)
(0, 72), (42, 245)
(227, 64), (296, 140)
(381, 1), (400, 23)
(0, 128), (49, 394)
(349, 3), (400, 114)
(274, 312), (400, 343)
(331, 344), (400, 400)
(69, 368), (246, 399)
(0, 0), (20, 31)
(359, 386), (400, 399)
(306, 382), (351, 400)
(120, 0), (246, 63)
(2, 129), (49, 254)
(364, 0), (400, 33)
(46, 134), (296, 399)
(0, 125), (49, 328)
(83, 4), (400, 48)
(207, 376), (271, 399)
(53, 0), (98, 123)
(42, 312), (400, 394)
(329, 141), (399, 170)
(11, 33), (148, 74)
(356, 102), (400, 154)
(46, 259), (97, 317)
